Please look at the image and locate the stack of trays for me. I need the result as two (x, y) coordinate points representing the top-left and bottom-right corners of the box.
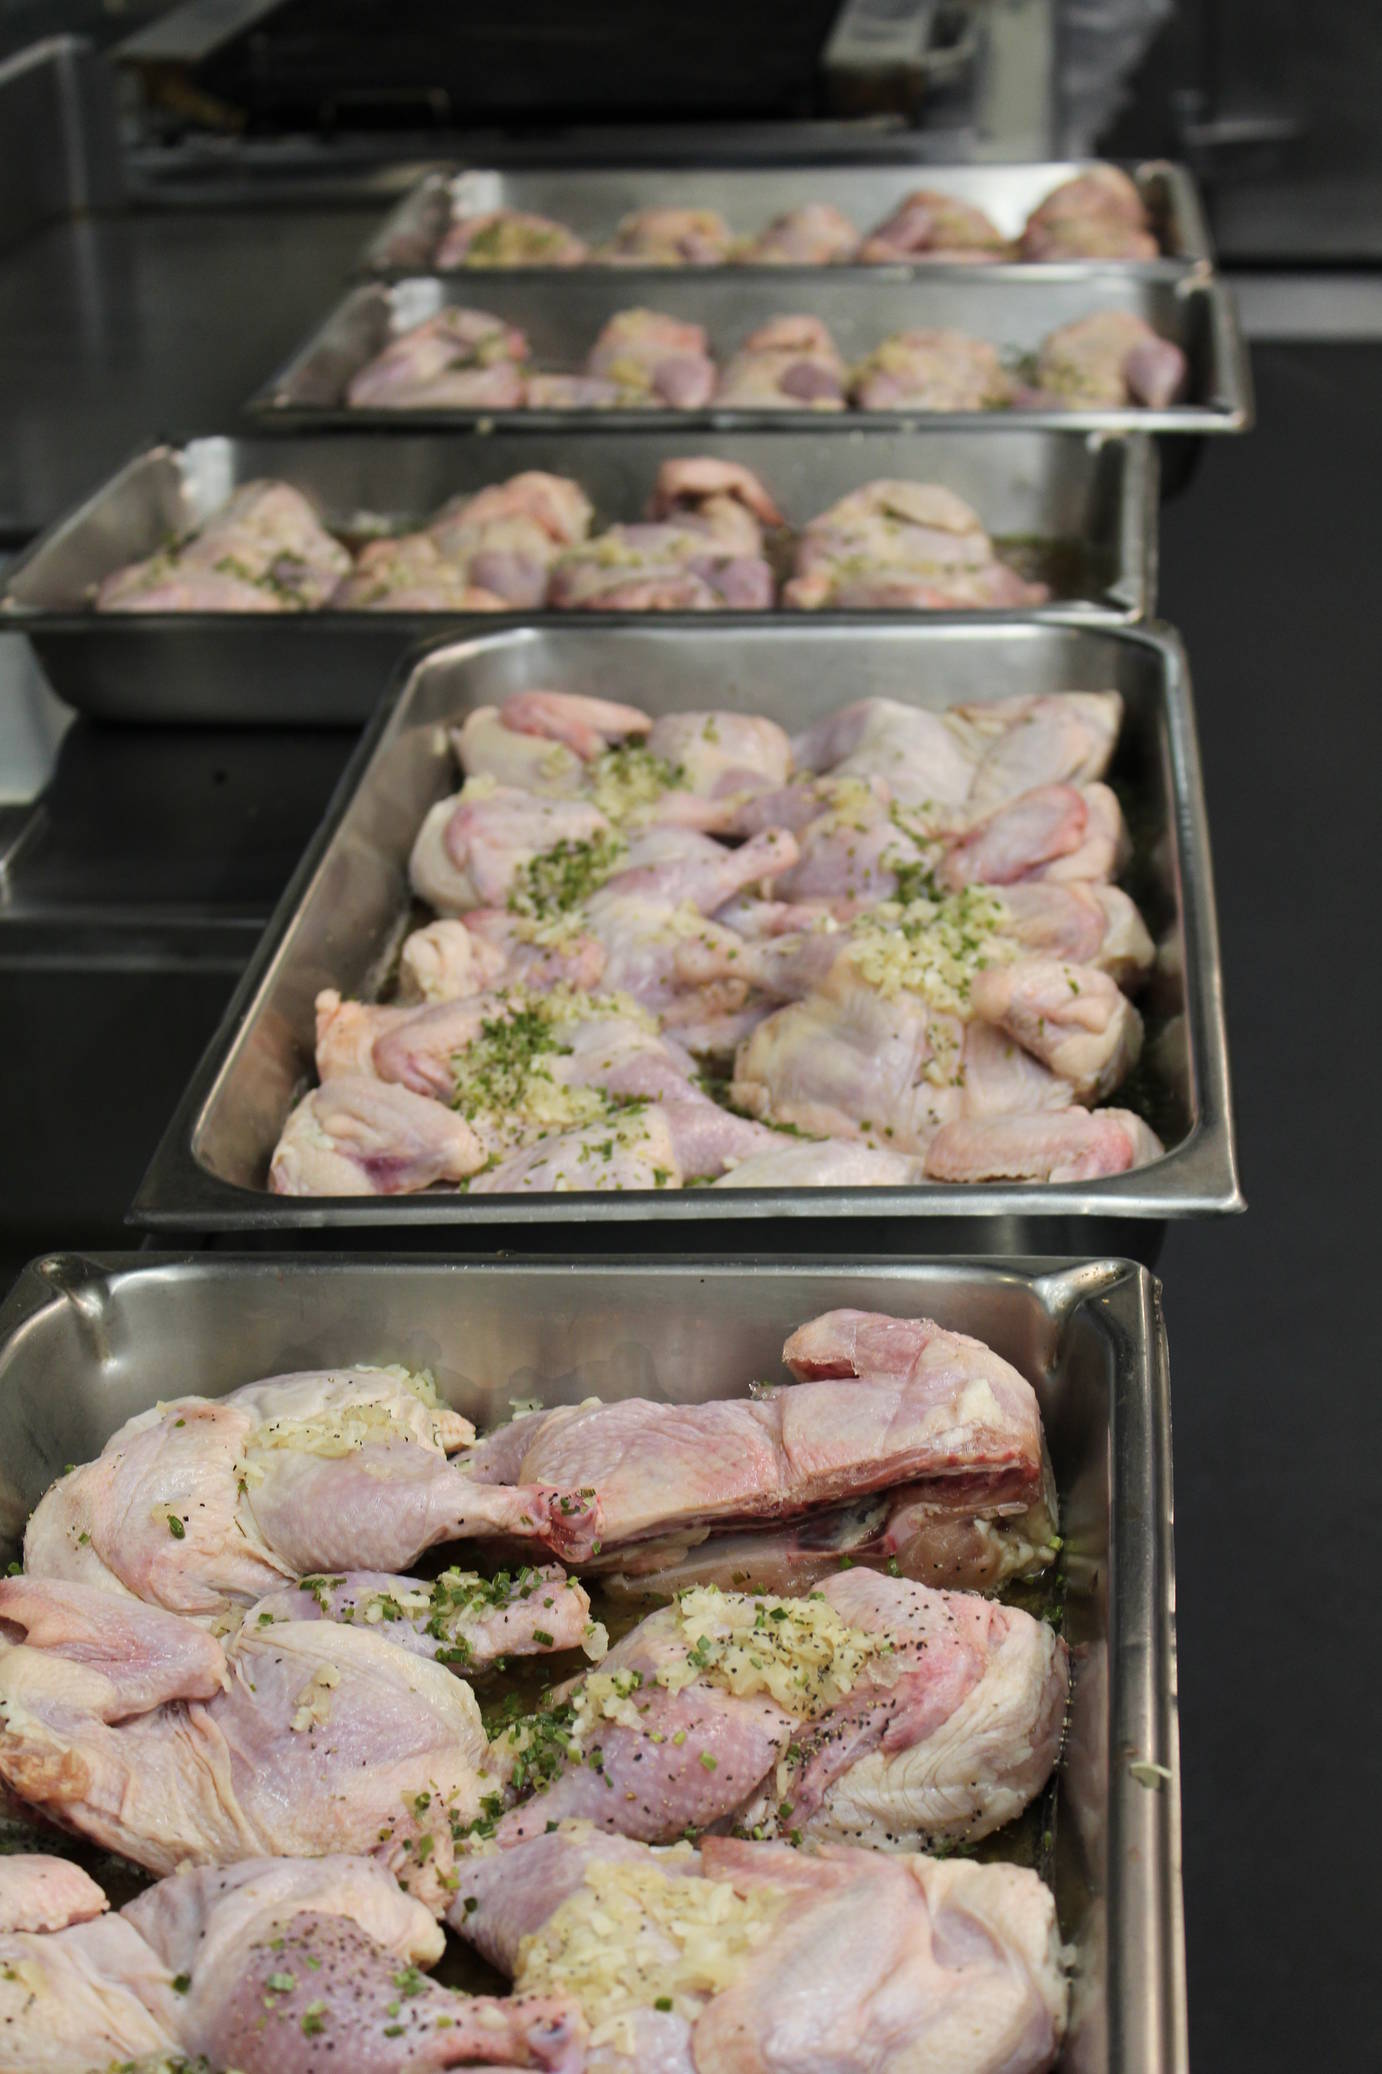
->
(0, 156), (1245, 2074)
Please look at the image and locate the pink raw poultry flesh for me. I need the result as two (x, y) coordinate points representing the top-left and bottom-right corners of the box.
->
(266, 676), (1164, 1196)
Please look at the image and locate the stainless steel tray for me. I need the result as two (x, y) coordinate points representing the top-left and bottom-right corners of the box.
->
(358, 159), (1214, 277)
(1, 430), (1157, 726)
(250, 268), (1251, 437)
(133, 618), (1239, 1232)
(0, 1248), (1186, 2074)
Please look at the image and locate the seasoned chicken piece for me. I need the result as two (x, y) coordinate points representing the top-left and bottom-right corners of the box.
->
(490, 1567), (1065, 1852)
(408, 781), (616, 912)
(941, 780), (1129, 888)
(1020, 165), (1157, 259)
(549, 525), (775, 612)
(596, 823), (796, 916)
(643, 709), (792, 799)
(453, 1828), (1066, 2074)
(581, 307), (717, 408)
(851, 327), (1013, 411)
(597, 207), (734, 266)
(714, 314), (847, 410)
(354, 477), (585, 613)
(649, 455), (786, 541)
(792, 695), (979, 809)
(0, 1898), (181, 2071)
(467, 1307), (1046, 1555)
(331, 532), (508, 610)
(398, 917), (511, 1004)
(314, 988), (416, 1080)
(500, 687), (653, 759)
(269, 1075), (485, 1195)
(925, 1104), (1164, 1180)
(437, 208), (590, 269)
(712, 1139), (921, 1187)
(245, 1564), (595, 1672)
(960, 689), (1122, 809)
(345, 307), (529, 410)
(470, 1106), (683, 1195)
(959, 1020), (1075, 1119)
(970, 957), (1143, 1100)
(99, 481), (351, 612)
(0, 1579), (495, 1906)
(736, 203), (860, 265)
(860, 188), (1010, 263)
(1028, 308), (1187, 408)
(785, 480), (1049, 611)
(0, 1855), (107, 1934)
(127, 1854), (586, 2074)
(463, 907), (609, 993)
(24, 1365), (599, 1614)
(96, 565), (298, 612)
(732, 962), (965, 1151)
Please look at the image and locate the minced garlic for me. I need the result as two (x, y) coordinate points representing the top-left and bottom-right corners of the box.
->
(658, 1585), (894, 1718)
(290, 1662), (340, 1732)
(848, 887), (1017, 1014)
(515, 1853), (786, 2037)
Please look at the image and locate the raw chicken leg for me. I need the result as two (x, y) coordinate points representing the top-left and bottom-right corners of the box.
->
(126, 1855), (587, 2073)
(0, 1576), (500, 1905)
(860, 190), (1010, 263)
(465, 1308), (1046, 1555)
(596, 208), (733, 266)
(269, 1075), (486, 1194)
(345, 307), (530, 410)
(451, 1827), (1066, 2074)
(437, 209), (590, 268)
(25, 1364), (600, 1615)
(1020, 166), (1157, 259)
(490, 1567), (1066, 1851)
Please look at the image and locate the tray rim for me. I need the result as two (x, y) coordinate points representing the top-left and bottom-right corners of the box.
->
(0, 1245), (1187, 2074)
(130, 612), (1241, 1229)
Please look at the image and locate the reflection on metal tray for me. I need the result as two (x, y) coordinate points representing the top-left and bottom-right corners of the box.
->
(357, 160), (1214, 278)
(250, 268), (1251, 438)
(0, 1248), (1186, 2074)
(1, 431), (1157, 727)
(132, 619), (1238, 1232)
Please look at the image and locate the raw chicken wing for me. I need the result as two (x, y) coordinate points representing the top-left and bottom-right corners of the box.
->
(269, 1075), (485, 1194)
(925, 1105), (1164, 1180)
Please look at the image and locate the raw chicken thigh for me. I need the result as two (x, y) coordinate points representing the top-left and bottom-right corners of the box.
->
(97, 481), (351, 612)
(0, 1576), (495, 1904)
(1028, 308), (1187, 408)
(784, 480), (1050, 609)
(851, 327), (1013, 411)
(451, 1827), (1066, 2074)
(488, 1566), (1066, 1852)
(596, 207), (734, 265)
(1019, 165), (1157, 259)
(736, 202), (860, 264)
(437, 208), (591, 268)
(860, 189), (1010, 263)
(345, 307), (530, 409)
(714, 315), (848, 409)
(550, 458), (780, 611)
